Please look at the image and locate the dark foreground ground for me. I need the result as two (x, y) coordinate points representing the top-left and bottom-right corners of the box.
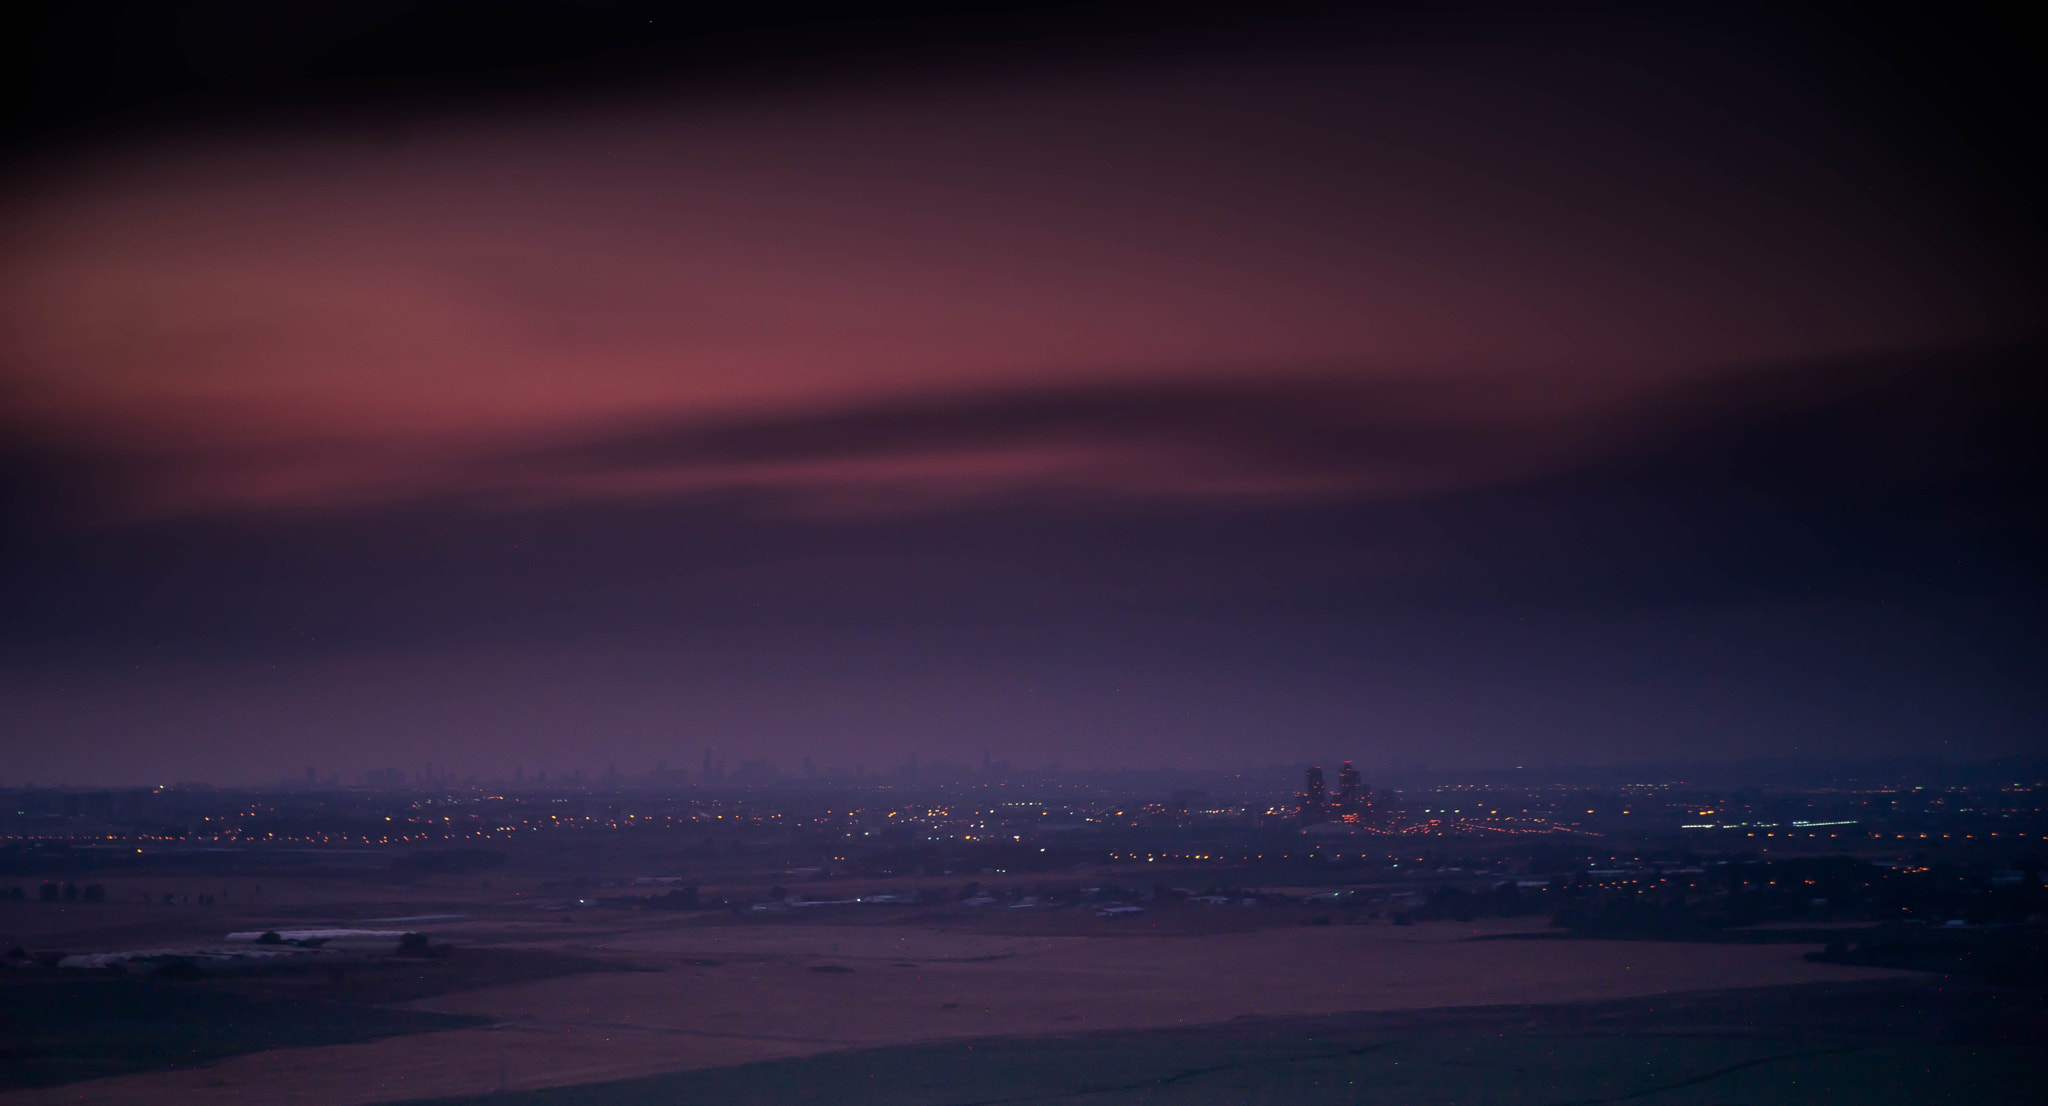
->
(401, 979), (2045, 1106)
(0, 983), (484, 1090)
(0, 949), (617, 1091)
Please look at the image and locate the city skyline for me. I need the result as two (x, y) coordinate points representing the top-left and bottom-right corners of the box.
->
(2, 8), (2039, 1102)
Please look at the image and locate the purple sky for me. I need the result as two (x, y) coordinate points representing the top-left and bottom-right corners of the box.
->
(2, 2), (2041, 783)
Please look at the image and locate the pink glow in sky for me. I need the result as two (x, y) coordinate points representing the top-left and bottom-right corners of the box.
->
(3, 8), (2044, 785)
(0, 47), (2027, 517)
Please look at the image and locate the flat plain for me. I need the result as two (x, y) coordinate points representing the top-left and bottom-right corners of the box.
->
(3, 906), (1916, 1106)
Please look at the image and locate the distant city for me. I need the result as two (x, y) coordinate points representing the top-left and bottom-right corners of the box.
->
(8, 753), (2044, 1090)
(5, 755), (2041, 854)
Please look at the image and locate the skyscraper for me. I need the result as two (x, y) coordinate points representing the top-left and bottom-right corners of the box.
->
(1301, 765), (1327, 823)
(1336, 761), (1362, 812)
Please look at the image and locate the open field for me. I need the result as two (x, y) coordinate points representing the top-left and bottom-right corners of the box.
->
(9, 836), (2040, 1106)
(0, 981), (487, 1090)
(415, 1034), (2040, 1106)
(391, 980), (2044, 1106)
(2, 913), (1912, 1105)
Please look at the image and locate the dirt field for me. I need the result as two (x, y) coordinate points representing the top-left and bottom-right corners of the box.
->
(384, 981), (2046, 1106)
(0, 915), (1905, 1106)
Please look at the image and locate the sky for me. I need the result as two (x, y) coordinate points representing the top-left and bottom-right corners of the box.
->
(1, 2), (2042, 784)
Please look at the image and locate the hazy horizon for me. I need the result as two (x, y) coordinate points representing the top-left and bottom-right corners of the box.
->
(5, 1), (2042, 787)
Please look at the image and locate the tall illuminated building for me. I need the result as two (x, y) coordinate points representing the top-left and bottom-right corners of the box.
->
(1336, 761), (1362, 812)
(1302, 765), (1327, 823)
